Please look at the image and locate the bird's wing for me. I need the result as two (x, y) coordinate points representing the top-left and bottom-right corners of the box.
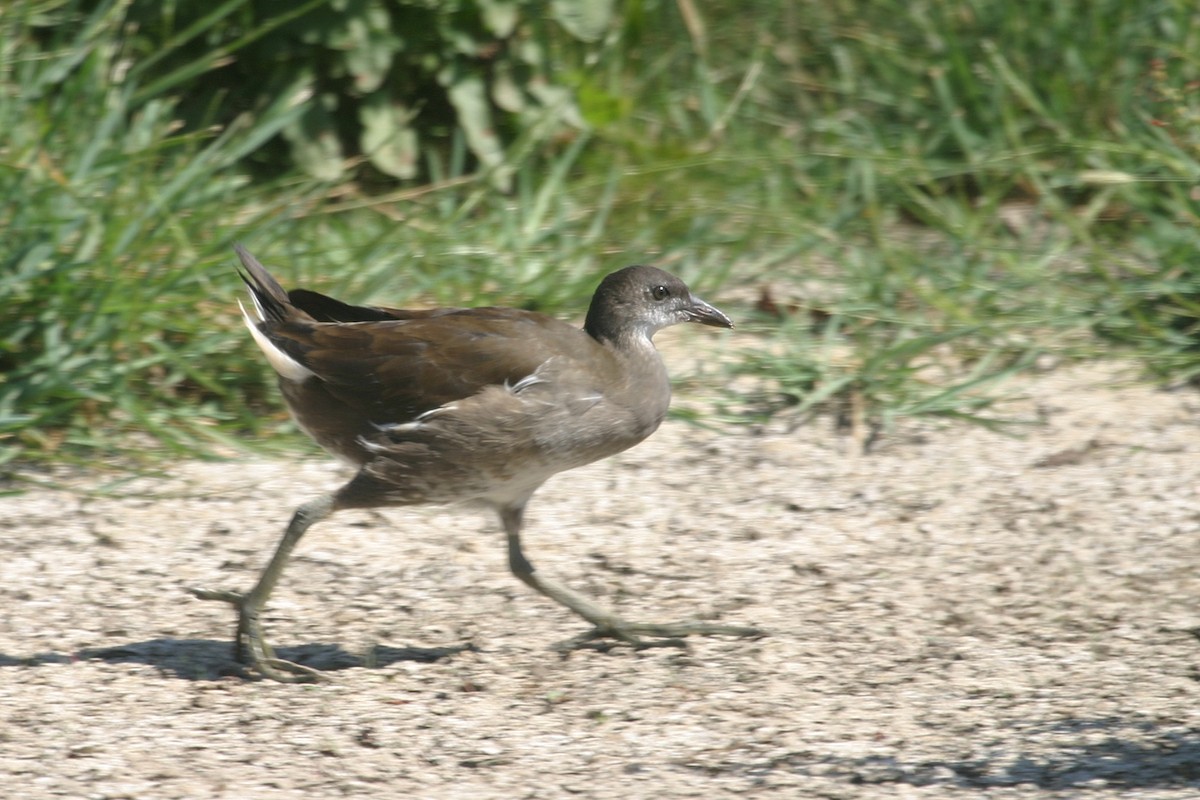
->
(255, 310), (601, 423)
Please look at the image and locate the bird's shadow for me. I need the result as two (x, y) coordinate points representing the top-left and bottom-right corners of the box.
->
(0, 638), (471, 681)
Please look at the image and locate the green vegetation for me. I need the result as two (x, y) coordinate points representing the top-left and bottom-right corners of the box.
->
(2, 0), (1198, 469)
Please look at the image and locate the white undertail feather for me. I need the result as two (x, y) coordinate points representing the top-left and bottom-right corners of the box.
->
(239, 299), (314, 382)
(505, 373), (544, 393)
(245, 285), (269, 321)
(371, 405), (458, 437)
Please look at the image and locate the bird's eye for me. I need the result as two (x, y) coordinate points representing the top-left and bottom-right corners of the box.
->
(651, 285), (670, 301)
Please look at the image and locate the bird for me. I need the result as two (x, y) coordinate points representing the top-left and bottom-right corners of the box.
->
(191, 244), (762, 682)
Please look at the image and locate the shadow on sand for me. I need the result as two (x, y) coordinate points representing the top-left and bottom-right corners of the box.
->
(0, 637), (473, 680)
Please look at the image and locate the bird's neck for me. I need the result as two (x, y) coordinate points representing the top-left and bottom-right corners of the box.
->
(600, 331), (672, 436)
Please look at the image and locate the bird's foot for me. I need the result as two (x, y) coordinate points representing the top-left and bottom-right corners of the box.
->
(188, 587), (325, 683)
(554, 618), (765, 653)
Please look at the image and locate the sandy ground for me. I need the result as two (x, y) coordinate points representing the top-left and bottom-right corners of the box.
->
(2, 359), (1200, 799)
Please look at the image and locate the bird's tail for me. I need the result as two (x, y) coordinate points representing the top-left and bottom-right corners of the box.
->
(235, 243), (294, 324)
(233, 244), (316, 382)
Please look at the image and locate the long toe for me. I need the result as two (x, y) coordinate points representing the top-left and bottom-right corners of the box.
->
(621, 620), (766, 639)
(254, 657), (326, 684)
(555, 619), (764, 653)
(188, 587), (245, 605)
(552, 627), (678, 654)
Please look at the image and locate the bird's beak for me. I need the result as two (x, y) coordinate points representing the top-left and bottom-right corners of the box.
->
(684, 295), (734, 329)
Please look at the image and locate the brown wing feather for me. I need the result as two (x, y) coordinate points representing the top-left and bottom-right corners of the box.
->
(261, 310), (598, 423)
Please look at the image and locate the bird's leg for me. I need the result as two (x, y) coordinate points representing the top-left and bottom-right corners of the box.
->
(501, 506), (764, 651)
(190, 494), (336, 682)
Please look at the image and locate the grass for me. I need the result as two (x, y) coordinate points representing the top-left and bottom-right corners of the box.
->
(0, 0), (325, 466)
(2, 0), (1198, 471)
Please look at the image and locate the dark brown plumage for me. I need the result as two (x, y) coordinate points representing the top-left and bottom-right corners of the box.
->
(192, 245), (762, 682)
